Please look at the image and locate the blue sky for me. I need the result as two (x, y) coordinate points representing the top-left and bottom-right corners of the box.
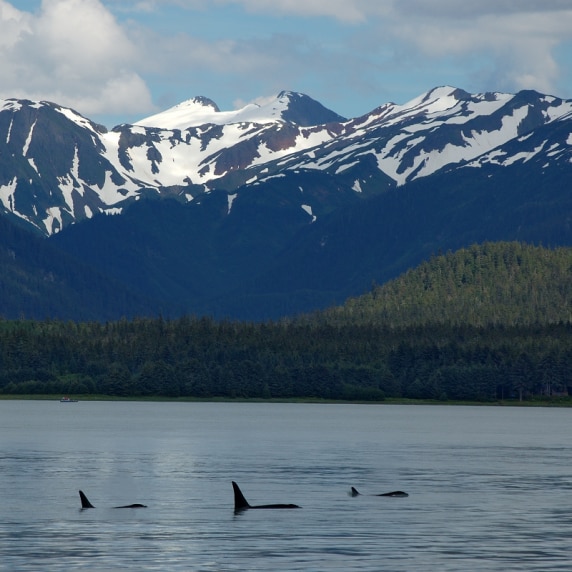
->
(2, 1), (572, 127)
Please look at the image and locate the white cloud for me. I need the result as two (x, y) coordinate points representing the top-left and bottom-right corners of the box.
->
(116, 0), (572, 116)
(104, 0), (208, 13)
(217, 0), (368, 23)
(0, 0), (153, 120)
(148, 0), (572, 96)
(386, 4), (572, 95)
(232, 93), (279, 110)
(1, 0), (571, 127)
(0, 2), (31, 49)
(102, 0), (381, 22)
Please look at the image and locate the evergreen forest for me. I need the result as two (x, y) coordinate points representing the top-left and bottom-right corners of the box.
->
(1, 242), (572, 403)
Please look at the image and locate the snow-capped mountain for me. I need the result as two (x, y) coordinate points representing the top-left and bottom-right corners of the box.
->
(2, 85), (572, 321)
(0, 91), (345, 235)
(0, 86), (571, 238)
(240, 87), (572, 189)
(135, 91), (346, 129)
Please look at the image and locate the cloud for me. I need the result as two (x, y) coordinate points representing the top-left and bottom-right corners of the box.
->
(104, 0), (208, 13)
(232, 94), (276, 110)
(217, 0), (369, 23)
(385, 2), (572, 94)
(391, 0), (572, 18)
(117, 0), (572, 116)
(137, 0), (572, 96)
(0, 0), (153, 119)
(1, 0), (571, 127)
(103, 0), (370, 21)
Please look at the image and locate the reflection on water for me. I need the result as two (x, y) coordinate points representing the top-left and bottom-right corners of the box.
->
(1, 401), (572, 571)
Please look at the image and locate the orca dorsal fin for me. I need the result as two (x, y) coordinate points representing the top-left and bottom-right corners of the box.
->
(351, 486), (361, 497)
(232, 481), (251, 511)
(79, 490), (95, 509)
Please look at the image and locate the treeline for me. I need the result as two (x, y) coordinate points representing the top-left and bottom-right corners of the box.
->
(1, 316), (571, 402)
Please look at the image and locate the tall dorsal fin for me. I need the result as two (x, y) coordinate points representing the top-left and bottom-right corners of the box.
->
(79, 490), (95, 509)
(232, 481), (251, 511)
(351, 486), (361, 497)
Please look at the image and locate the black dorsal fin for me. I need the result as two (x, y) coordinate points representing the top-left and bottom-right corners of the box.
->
(351, 486), (361, 497)
(79, 490), (95, 509)
(232, 481), (251, 511)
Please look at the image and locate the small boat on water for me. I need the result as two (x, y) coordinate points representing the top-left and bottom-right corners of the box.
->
(60, 396), (78, 403)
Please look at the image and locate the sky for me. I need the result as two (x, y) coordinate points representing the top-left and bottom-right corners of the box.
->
(1, 0), (572, 128)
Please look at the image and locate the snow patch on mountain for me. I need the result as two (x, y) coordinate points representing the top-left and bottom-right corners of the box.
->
(1, 100), (23, 113)
(0, 177), (17, 213)
(352, 179), (363, 193)
(55, 105), (104, 134)
(44, 206), (63, 235)
(227, 193), (237, 214)
(502, 144), (546, 165)
(135, 92), (295, 130)
(22, 119), (36, 156)
(301, 204), (316, 222)
(398, 86), (462, 114)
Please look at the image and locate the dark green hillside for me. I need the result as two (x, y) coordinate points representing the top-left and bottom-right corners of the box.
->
(2, 242), (572, 403)
(0, 215), (158, 320)
(315, 242), (572, 327)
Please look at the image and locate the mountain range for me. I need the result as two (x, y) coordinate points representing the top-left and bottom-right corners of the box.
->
(0, 86), (571, 321)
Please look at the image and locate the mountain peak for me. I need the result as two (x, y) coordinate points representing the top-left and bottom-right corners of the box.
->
(273, 91), (346, 126)
(134, 96), (222, 130)
(134, 91), (345, 130)
(188, 96), (220, 112)
(399, 85), (470, 114)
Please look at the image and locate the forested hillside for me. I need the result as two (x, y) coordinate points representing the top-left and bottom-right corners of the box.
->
(315, 242), (572, 327)
(0, 214), (158, 320)
(1, 242), (571, 403)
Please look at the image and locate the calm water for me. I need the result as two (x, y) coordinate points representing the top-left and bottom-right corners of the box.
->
(1, 401), (571, 571)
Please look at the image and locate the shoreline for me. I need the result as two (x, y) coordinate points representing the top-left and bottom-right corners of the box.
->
(1, 394), (571, 407)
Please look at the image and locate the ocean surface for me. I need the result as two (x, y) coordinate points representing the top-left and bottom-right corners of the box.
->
(1, 400), (571, 571)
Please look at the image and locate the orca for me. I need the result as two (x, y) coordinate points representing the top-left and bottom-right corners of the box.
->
(351, 486), (408, 498)
(232, 481), (300, 512)
(79, 490), (147, 509)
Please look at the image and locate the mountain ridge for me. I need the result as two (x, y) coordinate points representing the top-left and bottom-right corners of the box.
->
(2, 85), (571, 236)
(134, 91), (346, 130)
(1, 85), (572, 321)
